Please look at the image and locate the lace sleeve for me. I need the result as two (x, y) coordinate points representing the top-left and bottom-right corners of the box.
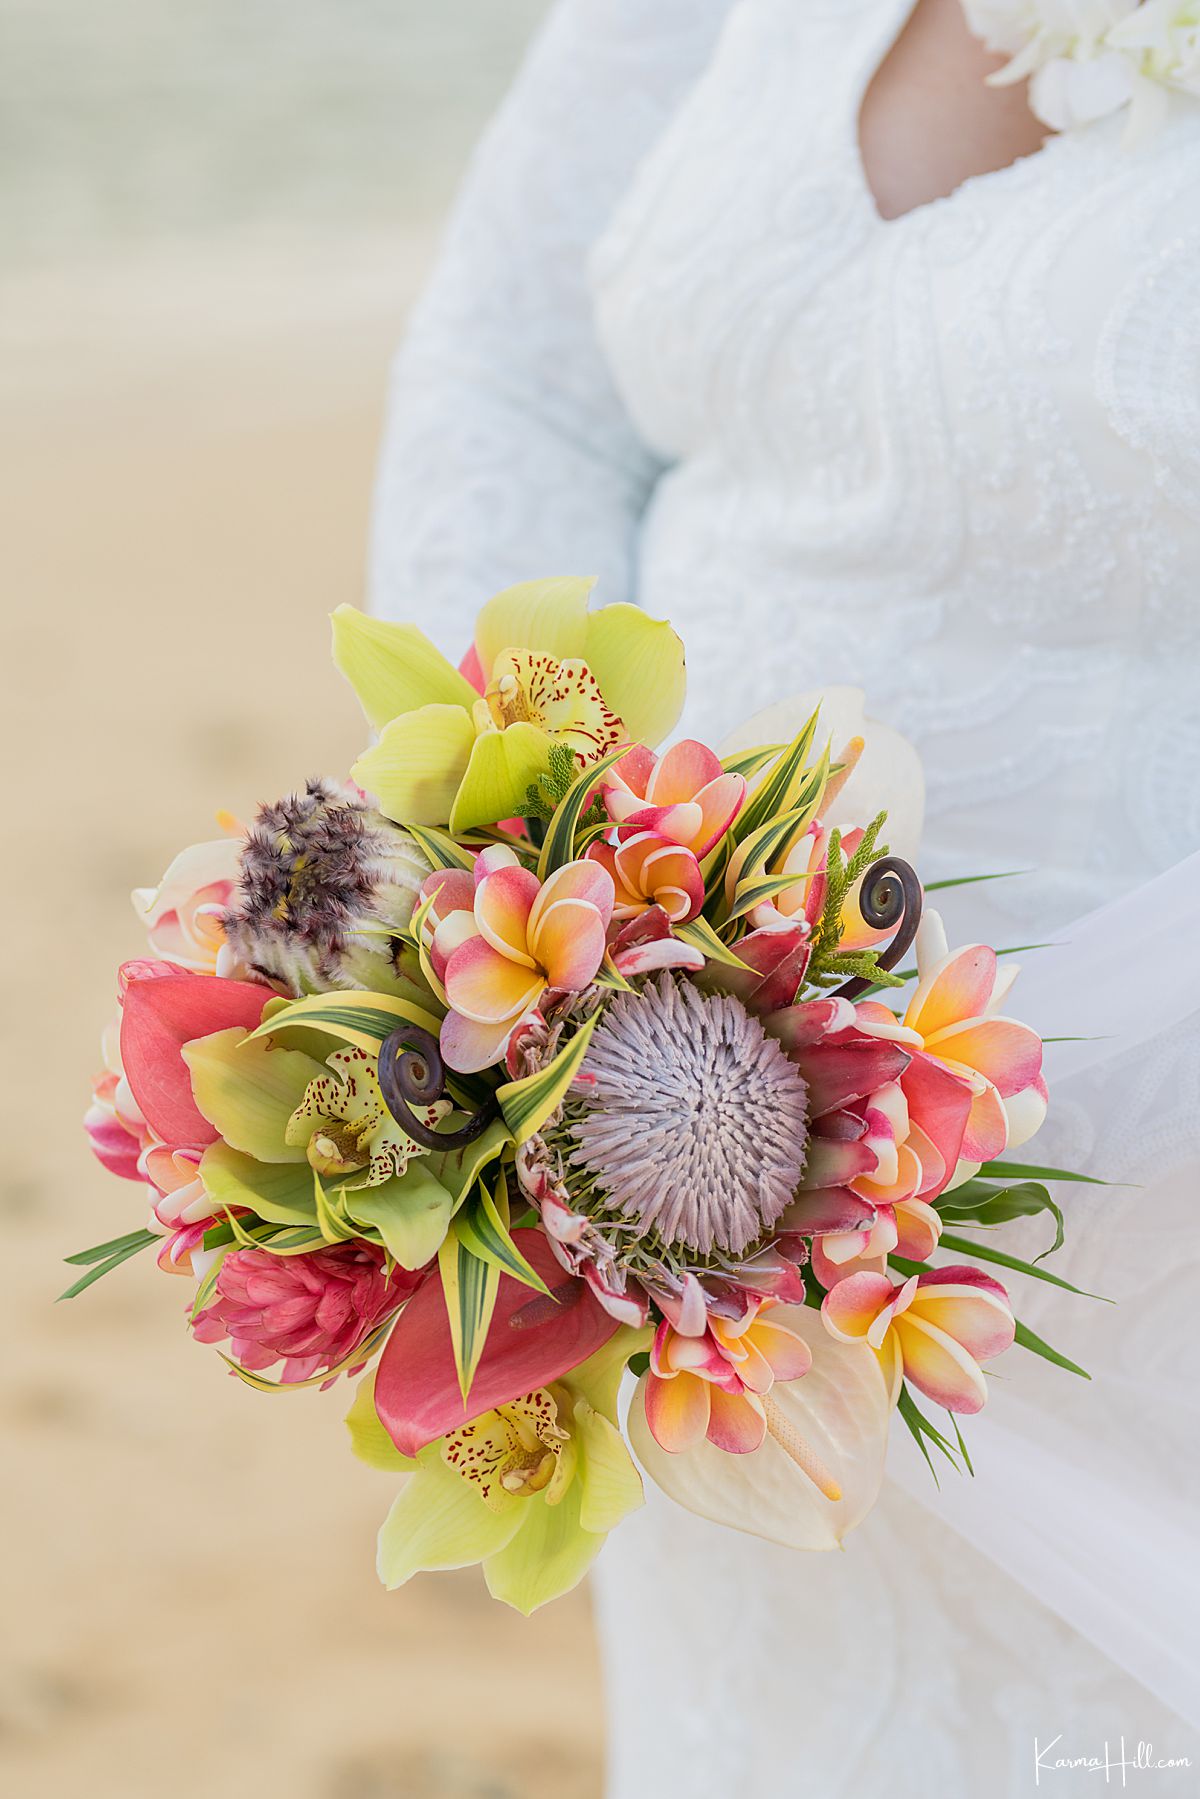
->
(367, 0), (734, 655)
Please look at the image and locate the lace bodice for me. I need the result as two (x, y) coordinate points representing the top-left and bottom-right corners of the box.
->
(369, 2), (1200, 1790)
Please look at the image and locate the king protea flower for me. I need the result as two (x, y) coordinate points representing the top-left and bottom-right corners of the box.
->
(220, 778), (429, 997)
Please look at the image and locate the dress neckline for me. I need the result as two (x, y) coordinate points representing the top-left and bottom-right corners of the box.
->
(845, 0), (1055, 231)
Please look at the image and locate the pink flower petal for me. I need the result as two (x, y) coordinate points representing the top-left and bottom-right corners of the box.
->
(893, 1314), (990, 1415)
(923, 1017), (1044, 1098)
(907, 944), (997, 1038)
(646, 738), (724, 805)
(439, 1007), (524, 1075)
(787, 1040), (913, 1116)
(530, 897), (608, 991)
(750, 1317), (814, 1383)
(474, 862), (540, 966)
(821, 1271), (896, 1342)
(959, 1078), (1010, 1163)
(119, 972), (271, 1148)
(444, 936), (544, 1024)
(705, 1386), (767, 1454)
(913, 1268), (1015, 1361)
(644, 1369), (711, 1453)
(528, 858), (615, 936)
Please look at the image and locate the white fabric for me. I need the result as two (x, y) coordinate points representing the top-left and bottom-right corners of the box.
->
(369, 0), (1200, 1788)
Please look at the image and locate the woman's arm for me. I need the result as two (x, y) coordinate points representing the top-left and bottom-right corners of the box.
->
(368, 0), (733, 653)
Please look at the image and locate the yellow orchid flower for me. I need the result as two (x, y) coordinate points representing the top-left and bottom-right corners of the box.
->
(333, 578), (686, 835)
(358, 1329), (648, 1615)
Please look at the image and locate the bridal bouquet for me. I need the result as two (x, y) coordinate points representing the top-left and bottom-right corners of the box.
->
(76, 580), (1090, 1613)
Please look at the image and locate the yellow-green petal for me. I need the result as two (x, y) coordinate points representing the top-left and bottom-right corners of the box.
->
(199, 1140), (320, 1226)
(473, 577), (594, 674)
(346, 1371), (417, 1473)
(353, 704), (475, 827)
(341, 1164), (454, 1270)
(448, 721), (552, 835)
(482, 1480), (603, 1615)
(332, 605), (477, 730)
(573, 1401), (644, 1534)
(183, 1028), (325, 1161)
(377, 1454), (522, 1588)
(583, 603), (686, 748)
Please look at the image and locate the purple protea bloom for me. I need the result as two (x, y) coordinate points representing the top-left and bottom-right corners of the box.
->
(221, 778), (428, 995)
(568, 975), (810, 1257)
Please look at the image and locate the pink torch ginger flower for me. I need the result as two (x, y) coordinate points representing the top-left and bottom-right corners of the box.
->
(585, 832), (705, 925)
(822, 1264), (1015, 1414)
(192, 1243), (420, 1386)
(602, 739), (746, 857)
(644, 1300), (817, 1458)
(426, 846), (614, 1073)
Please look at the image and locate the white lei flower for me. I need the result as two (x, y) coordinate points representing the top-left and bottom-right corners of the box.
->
(962, 0), (1200, 141)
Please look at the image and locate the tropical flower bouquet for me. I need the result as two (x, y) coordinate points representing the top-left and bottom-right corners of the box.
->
(75, 580), (1092, 1613)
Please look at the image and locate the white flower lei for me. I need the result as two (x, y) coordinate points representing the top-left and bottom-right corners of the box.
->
(962, 1), (1200, 141)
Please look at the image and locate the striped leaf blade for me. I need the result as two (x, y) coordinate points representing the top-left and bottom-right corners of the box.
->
(496, 1008), (601, 1144)
(438, 1232), (501, 1402)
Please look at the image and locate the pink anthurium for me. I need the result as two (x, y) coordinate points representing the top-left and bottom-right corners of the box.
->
(118, 968), (273, 1148)
(822, 1264), (1015, 1413)
(374, 1230), (620, 1457)
(433, 847), (615, 1073)
(586, 831), (705, 926)
(602, 740), (746, 858)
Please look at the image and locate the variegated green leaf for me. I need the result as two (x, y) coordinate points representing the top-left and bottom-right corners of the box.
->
(496, 1008), (600, 1144)
(724, 871), (806, 926)
(730, 709), (822, 845)
(427, 1117), (513, 1208)
(720, 742), (784, 778)
(673, 915), (752, 970)
(250, 990), (444, 1056)
(405, 821), (476, 873)
(536, 745), (629, 879)
(438, 1231), (501, 1402)
(453, 1174), (553, 1296)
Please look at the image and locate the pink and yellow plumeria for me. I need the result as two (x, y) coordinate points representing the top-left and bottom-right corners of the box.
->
(602, 739), (747, 857)
(424, 846), (615, 1072)
(822, 1264), (1017, 1413)
(644, 1300), (816, 1457)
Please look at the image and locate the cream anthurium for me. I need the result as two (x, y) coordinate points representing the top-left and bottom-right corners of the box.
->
(369, 1328), (649, 1615)
(334, 579), (686, 834)
(720, 686), (926, 865)
(627, 1306), (890, 1551)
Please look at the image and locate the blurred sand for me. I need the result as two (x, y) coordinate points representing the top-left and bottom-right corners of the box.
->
(0, 234), (603, 1797)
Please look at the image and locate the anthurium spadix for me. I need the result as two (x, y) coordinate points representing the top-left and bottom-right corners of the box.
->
(333, 578), (686, 834)
(627, 1307), (890, 1551)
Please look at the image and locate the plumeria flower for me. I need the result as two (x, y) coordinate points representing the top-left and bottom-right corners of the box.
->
(132, 837), (243, 974)
(644, 1300), (819, 1462)
(585, 830), (705, 926)
(430, 846), (615, 1072)
(822, 1265), (1016, 1413)
(855, 911), (1048, 1170)
(601, 739), (747, 857)
(335, 579), (685, 835)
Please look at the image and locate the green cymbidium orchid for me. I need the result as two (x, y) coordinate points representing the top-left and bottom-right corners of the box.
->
(333, 578), (686, 835)
(182, 1028), (462, 1269)
(359, 1328), (649, 1615)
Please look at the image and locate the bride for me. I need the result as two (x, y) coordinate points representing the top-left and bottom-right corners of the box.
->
(368, 1), (1200, 1790)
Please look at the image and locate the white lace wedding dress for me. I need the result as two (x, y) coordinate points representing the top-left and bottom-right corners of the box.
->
(369, 2), (1200, 1790)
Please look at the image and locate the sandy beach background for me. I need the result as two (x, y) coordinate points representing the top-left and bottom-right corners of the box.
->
(0, 5), (619, 1794)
